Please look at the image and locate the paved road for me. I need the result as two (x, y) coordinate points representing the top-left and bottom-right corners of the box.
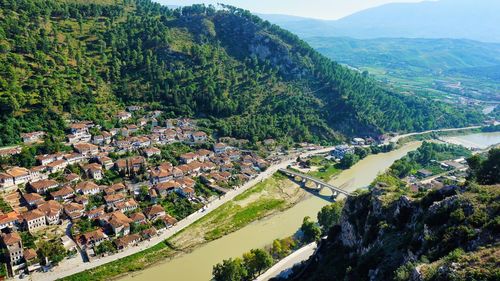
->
(255, 242), (317, 281)
(29, 147), (334, 281)
(387, 126), (483, 144)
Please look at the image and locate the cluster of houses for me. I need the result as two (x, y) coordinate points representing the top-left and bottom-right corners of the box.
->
(0, 109), (271, 277)
(404, 158), (469, 192)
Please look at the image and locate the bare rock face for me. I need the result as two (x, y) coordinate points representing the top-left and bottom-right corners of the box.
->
(296, 184), (499, 281)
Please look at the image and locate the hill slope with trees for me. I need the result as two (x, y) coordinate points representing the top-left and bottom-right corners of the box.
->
(0, 0), (484, 146)
(289, 148), (500, 281)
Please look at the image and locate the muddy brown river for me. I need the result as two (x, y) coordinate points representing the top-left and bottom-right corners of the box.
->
(120, 142), (422, 281)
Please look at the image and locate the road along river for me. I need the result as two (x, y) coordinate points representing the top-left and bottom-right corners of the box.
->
(120, 141), (422, 281)
(440, 131), (500, 149)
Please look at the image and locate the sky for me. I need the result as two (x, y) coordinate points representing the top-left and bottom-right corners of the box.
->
(155, 0), (430, 20)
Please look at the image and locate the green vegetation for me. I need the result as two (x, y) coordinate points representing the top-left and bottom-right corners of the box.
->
(389, 141), (471, 178)
(0, 0), (484, 146)
(0, 197), (12, 213)
(300, 216), (321, 243)
(305, 156), (341, 181)
(317, 200), (344, 233)
(339, 153), (359, 169)
(307, 37), (500, 102)
(37, 240), (67, 265)
(160, 192), (202, 220)
(61, 241), (174, 281)
(213, 248), (273, 281)
(95, 240), (117, 256)
(20, 231), (36, 249)
(467, 148), (500, 185)
(65, 172), (302, 281)
(288, 145), (499, 281)
(203, 198), (285, 241)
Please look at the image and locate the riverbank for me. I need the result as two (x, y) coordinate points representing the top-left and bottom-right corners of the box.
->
(60, 173), (307, 281)
(117, 142), (422, 281)
(440, 131), (500, 149)
(168, 172), (306, 250)
(53, 147), (334, 281)
(395, 126), (483, 144)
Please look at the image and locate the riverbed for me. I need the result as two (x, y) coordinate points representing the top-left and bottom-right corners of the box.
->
(119, 141), (422, 281)
(441, 131), (500, 149)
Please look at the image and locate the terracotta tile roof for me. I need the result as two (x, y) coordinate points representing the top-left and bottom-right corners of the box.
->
(65, 173), (80, 181)
(7, 167), (29, 177)
(2, 232), (21, 245)
(76, 181), (99, 192)
(144, 205), (165, 217)
(23, 192), (44, 203)
(104, 194), (125, 203)
(0, 211), (20, 225)
(30, 179), (58, 191)
(129, 212), (145, 223)
(64, 202), (85, 214)
(114, 234), (141, 248)
(51, 186), (74, 198)
(38, 200), (62, 216)
(156, 181), (180, 192)
(22, 209), (45, 221)
(24, 248), (38, 260)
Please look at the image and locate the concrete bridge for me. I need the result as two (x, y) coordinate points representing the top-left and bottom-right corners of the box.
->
(278, 169), (351, 197)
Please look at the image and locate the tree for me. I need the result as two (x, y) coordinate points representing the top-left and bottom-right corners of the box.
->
(340, 153), (359, 169)
(271, 237), (297, 259)
(271, 239), (283, 259)
(37, 240), (66, 265)
(300, 216), (321, 243)
(212, 258), (247, 281)
(317, 200), (344, 233)
(469, 149), (500, 185)
(95, 240), (116, 255)
(243, 249), (273, 278)
(354, 147), (369, 159)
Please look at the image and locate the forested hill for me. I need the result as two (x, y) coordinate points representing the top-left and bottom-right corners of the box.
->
(0, 0), (483, 146)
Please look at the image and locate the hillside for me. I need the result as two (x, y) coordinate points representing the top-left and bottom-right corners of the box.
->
(0, 0), (484, 146)
(305, 37), (500, 102)
(261, 0), (500, 43)
(289, 148), (500, 281)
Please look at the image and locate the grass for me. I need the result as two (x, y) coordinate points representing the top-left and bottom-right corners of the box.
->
(304, 155), (342, 181)
(61, 241), (175, 281)
(204, 198), (285, 241)
(63, 173), (304, 281)
(308, 164), (341, 181)
(168, 172), (304, 249)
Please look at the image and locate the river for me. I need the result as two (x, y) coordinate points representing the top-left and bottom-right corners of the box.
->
(441, 131), (500, 149)
(119, 141), (422, 281)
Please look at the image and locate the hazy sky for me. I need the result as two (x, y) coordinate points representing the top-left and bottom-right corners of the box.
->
(155, 0), (430, 20)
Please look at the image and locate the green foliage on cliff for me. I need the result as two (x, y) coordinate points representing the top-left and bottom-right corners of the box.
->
(291, 148), (499, 281)
(467, 148), (500, 185)
(0, 0), (484, 146)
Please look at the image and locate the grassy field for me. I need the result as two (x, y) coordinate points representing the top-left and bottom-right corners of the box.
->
(62, 173), (305, 281)
(305, 156), (342, 181)
(62, 241), (175, 281)
(168, 172), (305, 249)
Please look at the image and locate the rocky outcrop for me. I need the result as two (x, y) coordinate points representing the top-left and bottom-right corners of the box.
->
(292, 184), (499, 281)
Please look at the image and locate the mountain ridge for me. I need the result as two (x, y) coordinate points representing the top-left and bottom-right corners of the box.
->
(0, 0), (483, 146)
(260, 0), (500, 43)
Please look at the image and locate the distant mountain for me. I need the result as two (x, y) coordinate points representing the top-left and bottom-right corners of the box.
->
(307, 37), (500, 73)
(305, 37), (500, 101)
(261, 0), (500, 43)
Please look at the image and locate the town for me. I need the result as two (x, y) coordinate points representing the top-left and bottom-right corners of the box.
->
(0, 107), (278, 278)
(0, 106), (491, 279)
